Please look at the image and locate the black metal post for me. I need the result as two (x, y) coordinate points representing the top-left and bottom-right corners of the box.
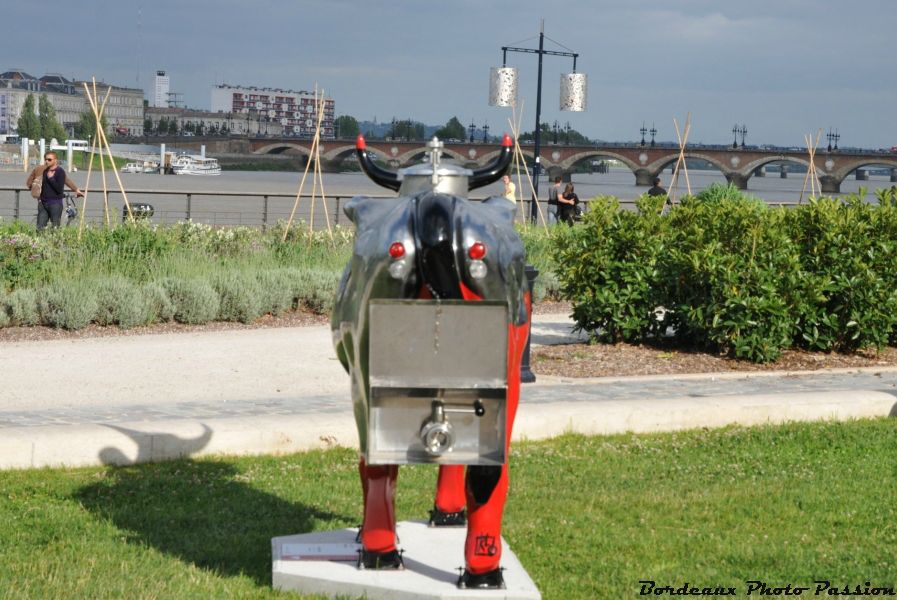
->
(520, 264), (539, 383)
(531, 24), (545, 225)
(262, 195), (269, 230)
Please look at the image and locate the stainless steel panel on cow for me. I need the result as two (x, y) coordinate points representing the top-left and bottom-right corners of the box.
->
(368, 300), (508, 389)
(368, 387), (506, 465)
(366, 299), (509, 465)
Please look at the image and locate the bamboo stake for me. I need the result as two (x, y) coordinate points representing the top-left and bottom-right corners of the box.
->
(88, 81), (110, 226)
(77, 86), (111, 237)
(311, 91), (334, 242)
(509, 105), (526, 227)
(308, 88), (330, 240)
(799, 129), (822, 204)
(811, 129), (822, 196)
(508, 116), (546, 229)
(84, 79), (133, 223)
(668, 114), (692, 204)
(283, 130), (317, 242)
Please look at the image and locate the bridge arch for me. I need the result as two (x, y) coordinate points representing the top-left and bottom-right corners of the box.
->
(253, 142), (313, 157)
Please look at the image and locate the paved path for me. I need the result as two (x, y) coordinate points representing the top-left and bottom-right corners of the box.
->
(1, 313), (895, 469)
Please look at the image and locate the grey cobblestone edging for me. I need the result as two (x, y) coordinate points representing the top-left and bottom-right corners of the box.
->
(3, 370), (897, 430)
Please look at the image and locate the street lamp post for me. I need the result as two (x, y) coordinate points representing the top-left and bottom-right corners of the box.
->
(483, 123), (490, 143)
(565, 121), (570, 145)
(740, 124), (747, 148)
(469, 120), (476, 143)
(640, 122), (647, 146)
(649, 123), (657, 147)
(732, 124), (738, 149)
(489, 20), (586, 223)
(553, 120), (559, 144)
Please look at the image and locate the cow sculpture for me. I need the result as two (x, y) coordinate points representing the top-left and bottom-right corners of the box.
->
(331, 133), (530, 589)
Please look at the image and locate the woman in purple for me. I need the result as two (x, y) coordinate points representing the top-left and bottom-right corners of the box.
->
(26, 152), (83, 229)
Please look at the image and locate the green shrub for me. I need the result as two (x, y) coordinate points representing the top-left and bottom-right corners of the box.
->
(162, 278), (220, 325)
(94, 276), (151, 329)
(212, 272), (263, 323)
(255, 269), (295, 316)
(299, 269), (340, 313)
(0, 290), (9, 328)
(662, 191), (801, 361)
(37, 281), (99, 330)
(7, 288), (40, 326)
(553, 195), (667, 343)
(785, 195), (897, 351)
(143, 281), (175, 323)
(0, 231), (47, 290)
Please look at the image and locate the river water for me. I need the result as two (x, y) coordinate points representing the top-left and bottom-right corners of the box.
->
(1, 166), (893, 228)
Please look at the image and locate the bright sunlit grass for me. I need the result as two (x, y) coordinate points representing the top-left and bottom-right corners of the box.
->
(0, 419), (895, 599)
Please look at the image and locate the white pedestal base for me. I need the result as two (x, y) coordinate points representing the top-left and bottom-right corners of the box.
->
(272, 520), (541, 599)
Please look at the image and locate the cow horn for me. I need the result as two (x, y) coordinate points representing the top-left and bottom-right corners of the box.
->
(355, 135), (401, 192)
(468, 133), (513, 191)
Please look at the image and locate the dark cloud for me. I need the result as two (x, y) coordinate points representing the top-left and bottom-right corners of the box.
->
(3, 0), (895, 146)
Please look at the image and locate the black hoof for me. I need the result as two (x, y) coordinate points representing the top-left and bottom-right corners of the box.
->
(429, 506), (467, 527)
(358, 548), (404, 570)
(458, 567), (505, 589)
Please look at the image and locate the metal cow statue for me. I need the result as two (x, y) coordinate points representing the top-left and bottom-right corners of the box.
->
(331, 133), (530, 589)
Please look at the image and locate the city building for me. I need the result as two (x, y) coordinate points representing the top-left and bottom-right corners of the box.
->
(153, 70), (170, 108)
(0, 70), (82, 137)
(144, 106), (284, 137)
(0, 69), (145, 138)
(76, 81), (145, 137)
(210, 84), (334, 138)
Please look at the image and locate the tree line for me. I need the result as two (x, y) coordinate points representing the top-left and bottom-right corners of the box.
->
(16, 93), (106, 142)
(334, 114), (592, 143)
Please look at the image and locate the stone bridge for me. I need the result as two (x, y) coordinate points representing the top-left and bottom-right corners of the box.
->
(173, 136), (897, 193)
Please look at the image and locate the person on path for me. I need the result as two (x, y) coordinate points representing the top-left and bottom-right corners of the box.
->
(26, 152), (83, 230)
(558, 182), (579, 225)
(647, 177), (669, 203)
(502, 174), (516, 203)
(547, 176), (562, 225)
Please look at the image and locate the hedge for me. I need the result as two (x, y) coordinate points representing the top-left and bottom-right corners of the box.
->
(553, 184), (897, 362)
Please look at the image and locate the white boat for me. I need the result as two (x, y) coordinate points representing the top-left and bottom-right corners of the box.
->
(121, 161), (160, 174)
(171, 155), (221, 176)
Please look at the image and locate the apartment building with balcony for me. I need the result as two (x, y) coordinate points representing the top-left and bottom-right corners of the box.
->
(210, 84), (334, 138)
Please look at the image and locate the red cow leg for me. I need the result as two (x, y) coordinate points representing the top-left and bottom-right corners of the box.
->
(359, 459), (399, 555)
(461, 306), (530, 586)
(432, 464), (467, 525)
(464, 464), (508, 575)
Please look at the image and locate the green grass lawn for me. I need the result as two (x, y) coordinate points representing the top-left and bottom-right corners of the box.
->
(1, 420), (895, 599)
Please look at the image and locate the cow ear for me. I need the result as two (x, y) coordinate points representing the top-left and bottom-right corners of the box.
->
(344, 196), (407, 228)
(479, 196), (518, 227)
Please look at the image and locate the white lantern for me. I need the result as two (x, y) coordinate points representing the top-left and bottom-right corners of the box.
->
(488, 66), (517, 107)
(560, 73), (587, 112)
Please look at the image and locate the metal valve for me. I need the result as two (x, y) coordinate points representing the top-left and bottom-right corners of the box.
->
(420, 401), (454, 456)
(419, 399), (487, 457)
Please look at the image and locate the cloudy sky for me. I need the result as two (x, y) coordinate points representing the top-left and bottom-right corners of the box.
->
(5, 0), (896, 148)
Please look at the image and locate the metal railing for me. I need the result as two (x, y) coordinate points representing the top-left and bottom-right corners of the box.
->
(3, 186), (596, 229)
(1, 186), (808, 229)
